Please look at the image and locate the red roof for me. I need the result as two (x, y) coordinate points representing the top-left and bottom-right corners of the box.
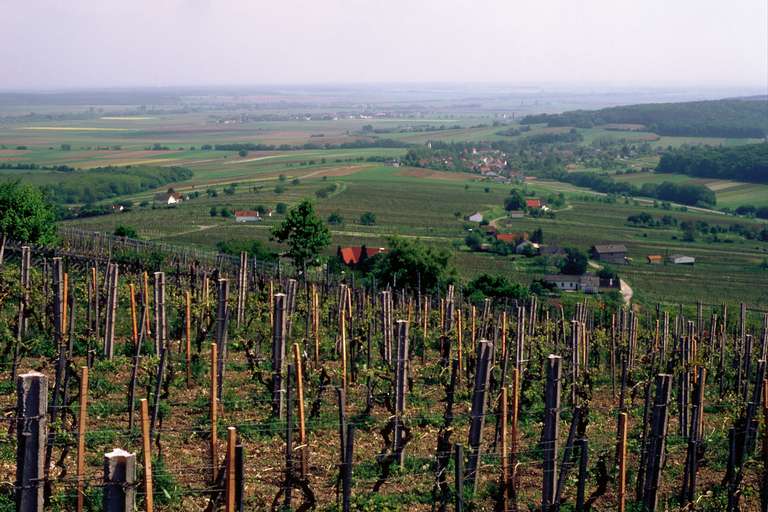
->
(496, 232), (528, 243)
(234, 210), (260, 217)
(526, 199), (542, 208)
(339, 246), (386, 265)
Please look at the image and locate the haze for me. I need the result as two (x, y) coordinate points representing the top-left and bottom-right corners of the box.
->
(1, 0), (766, 90)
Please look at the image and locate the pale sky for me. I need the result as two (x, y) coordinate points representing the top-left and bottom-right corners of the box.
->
(1, 0), (766, 89)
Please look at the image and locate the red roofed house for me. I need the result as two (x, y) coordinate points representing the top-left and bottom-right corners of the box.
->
(234, 210), (262, 223)
(495, 232), (529, 244)
(338, 246), (387, 266)
(526, 198), (542, 209)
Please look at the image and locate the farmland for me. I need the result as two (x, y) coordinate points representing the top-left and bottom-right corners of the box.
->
(1, 101), (768, 310)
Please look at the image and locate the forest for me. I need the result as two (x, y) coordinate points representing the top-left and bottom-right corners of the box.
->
(522, 97), (768, 138)
(656, 142), (768, 183)
(22, 166), (194, 205)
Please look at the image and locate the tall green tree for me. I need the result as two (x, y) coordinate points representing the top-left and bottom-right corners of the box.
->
(271, 199), (331, 268)
(0, 182), (57, 263)
(504, 189), (526, 211)
(559, 247), (588, 275)
(372, 237), (455, 292)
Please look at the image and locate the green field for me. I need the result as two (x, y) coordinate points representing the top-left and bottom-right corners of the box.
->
(2, 108), (767, 307)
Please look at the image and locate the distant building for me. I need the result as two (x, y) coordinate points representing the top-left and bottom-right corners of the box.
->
(515, 241), (540, 255)
(154, 191), (184, 205)
(591, 244), (628, 265)
(468, 212), (483, 223)
(541, 246), (566, 257)
(543, 274), (600, 294)
(338, 246), (387, 266)
(234, 210), (262, 223)
(669, 254), (695, 265)
(525, 198), (543, 209)
(647, 255), (663, 264)
(496, 232), (528, 244)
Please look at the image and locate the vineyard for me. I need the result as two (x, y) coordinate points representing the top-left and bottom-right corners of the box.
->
(0, 240), (767, 512)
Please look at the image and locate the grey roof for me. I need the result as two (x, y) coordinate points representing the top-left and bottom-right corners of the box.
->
(592, 244), (627, 254)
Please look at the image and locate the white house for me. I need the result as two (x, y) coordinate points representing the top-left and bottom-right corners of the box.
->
(669, 254), (695, 265)
(154, 191), (184, 205)
(468, 212), (483, 223)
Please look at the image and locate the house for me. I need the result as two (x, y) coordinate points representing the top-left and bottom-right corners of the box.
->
(338, 246), (387, 266)
(579, 275), (601, 294)
(543, 274), (581, 291)
(468, 212), (483, 223)
(154, 191), (184, 205)
(234, 210), (262, 223)
(496, 232), (528, 244)
(543, 274), (600, 294)
(515, 241), (540, 255)
(525, 198), (542, 209)
(647, 255), (663, 264)
(541, 246), (566, 257)
(591, 244), (628, 265)
(669, 254), (695, 265)
(507, 210), (525, 219)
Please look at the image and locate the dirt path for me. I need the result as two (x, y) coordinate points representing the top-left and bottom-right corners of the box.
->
(620, 279), (633, 304)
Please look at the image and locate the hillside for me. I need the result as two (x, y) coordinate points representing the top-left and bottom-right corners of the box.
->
(656, 142), (768, 183)
(0, 165), (193, 204)
(522, 96), (768, 138)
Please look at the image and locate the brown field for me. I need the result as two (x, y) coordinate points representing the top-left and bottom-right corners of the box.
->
(395, 166), (476, 181)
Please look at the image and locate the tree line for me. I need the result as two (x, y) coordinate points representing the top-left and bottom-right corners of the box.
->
(35, 165), (193, 204)
(656, 143), (768, 183)
(523, 97), (768, 138)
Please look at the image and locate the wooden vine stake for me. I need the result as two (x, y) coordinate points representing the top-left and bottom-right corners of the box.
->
(617, 411), (628, 512)
(293, 343), (308, 477)
(211, 342), (219, 483)
(500, 386), (509, 512)
(226, 427), (237, 512)
(129, 284), (138, 348)
(140, 399), (154, 512)
(185, 290), (192, 387)
(76, 366), (89, 512)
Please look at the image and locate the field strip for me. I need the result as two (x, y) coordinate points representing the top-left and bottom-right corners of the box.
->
(99, 116), (156, 120)
(224, 155), (283, 165)
(18, 126), (137, 132)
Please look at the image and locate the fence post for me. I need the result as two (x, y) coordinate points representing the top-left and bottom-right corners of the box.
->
(226, 427), (236, 512)
(102, 449), (136, 512)
(150, 272), (164, 356)
(394, 320), (409, 466)
(466, 339), (492, 492)
(16, 371), (47, 512)
(216, 278), (230, 401)
(542, 355), (562, 512)
(617, 412), (628, 512)
(76, 367), (89, 512)
(140, 399), (153, 512)
(342, 424), (354, 512)
(272, 293), (287, 419)
(210, 343), (219, 483)
(642, 373), (673, 512)
(103, 264), (119, 359)
(454, 443), (464, 512)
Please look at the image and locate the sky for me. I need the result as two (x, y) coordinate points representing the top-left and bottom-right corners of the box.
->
(1, 0), (766, 90)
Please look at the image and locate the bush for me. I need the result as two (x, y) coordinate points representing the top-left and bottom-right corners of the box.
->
(114, 225), (138, 238)
(360, 211), (376, 225)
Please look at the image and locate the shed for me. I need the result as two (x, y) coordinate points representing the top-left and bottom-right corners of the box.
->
(668, 254), (695, 265)
(468, 212), (483, 223)
(591, 244), (628, 265)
